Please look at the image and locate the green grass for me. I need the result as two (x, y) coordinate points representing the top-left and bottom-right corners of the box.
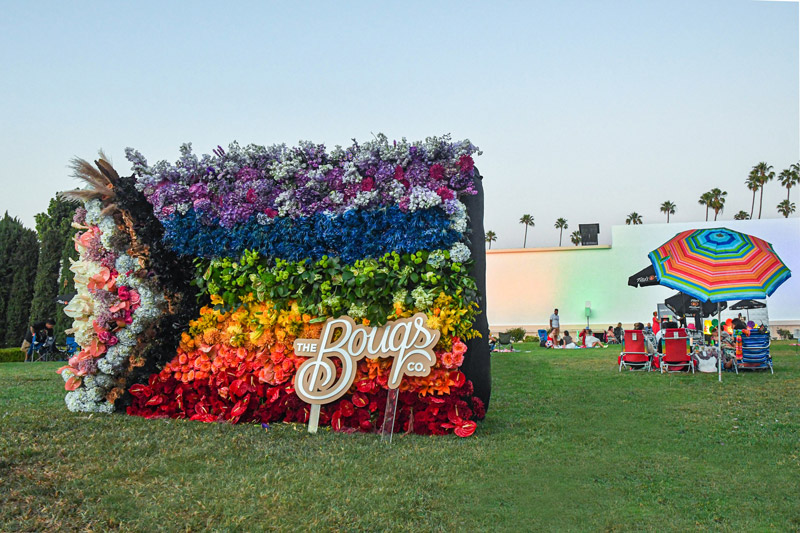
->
(2, 342), (800, 531)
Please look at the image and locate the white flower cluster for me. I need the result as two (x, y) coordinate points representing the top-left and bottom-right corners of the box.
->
(61, 203), (165, 413)
(392, 289), (408, 305)
(407, 186), (442, 211)
(347, 303), (368, 319)
(352, 190), (378, 208)
(411, 286), (435, 310)
(426, 251), (447, 269)
(446, 199), (469, 234)
(449, 242), (472, 263)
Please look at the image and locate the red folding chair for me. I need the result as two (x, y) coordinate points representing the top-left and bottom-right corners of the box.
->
(619, 330), (651, 371)
(660, 328), (694, 373)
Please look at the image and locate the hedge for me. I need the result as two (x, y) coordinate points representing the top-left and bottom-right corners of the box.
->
(0, 347), (25, 363)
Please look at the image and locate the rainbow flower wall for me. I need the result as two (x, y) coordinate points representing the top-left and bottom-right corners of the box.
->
(59, 135), (490, 437)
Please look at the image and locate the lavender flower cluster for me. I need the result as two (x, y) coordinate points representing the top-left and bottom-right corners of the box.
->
(125, 134), (480, 227)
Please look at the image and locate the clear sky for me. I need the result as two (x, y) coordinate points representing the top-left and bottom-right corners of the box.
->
(0, 0), (796, 248)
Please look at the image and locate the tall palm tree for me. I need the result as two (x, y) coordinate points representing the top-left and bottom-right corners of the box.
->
(625, 212), (642, 225)
(698, 192), (713, 221)
(570, 230), (581, 246)
(777, 199), (796, 218)
(779, 165), (800, 202)
(660, 200), (676, 223)
(709, 188), (727, 221)
(485, 230), (497, 249)
(753, 162), (775, 219)
(554, 218), (568, 246)
(519, 214), (534, 248)
(745, 169), (760, 220)
(733, 210), (750, 220)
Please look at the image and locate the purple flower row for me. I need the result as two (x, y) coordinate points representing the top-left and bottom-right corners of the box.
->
(125, 134), (480, 228)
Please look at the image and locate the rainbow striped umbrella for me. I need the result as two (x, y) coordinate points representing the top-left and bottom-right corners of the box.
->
(648, 228), (791, 303)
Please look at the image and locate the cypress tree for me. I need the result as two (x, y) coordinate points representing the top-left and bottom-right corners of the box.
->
(4, 229), (39, 346)
(28, 198), (78, 329)
(0, 213), (24, 342)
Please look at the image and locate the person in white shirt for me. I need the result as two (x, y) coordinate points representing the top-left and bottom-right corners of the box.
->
(583, 329), (606, 348)
(549, 308), (560, 339)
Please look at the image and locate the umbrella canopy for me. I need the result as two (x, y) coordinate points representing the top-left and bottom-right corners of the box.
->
(729, 299), (767, 310)
(664, 292), (727, 318)
(648, 228), (791, 303)
(628, 265), (660, 287)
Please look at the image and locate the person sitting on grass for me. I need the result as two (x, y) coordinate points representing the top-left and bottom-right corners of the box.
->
(546, 328), (557, 348)
(578, 327), (589, 346)
(583, 329), (606, 348)
(605, 326), (619, 344)
(560, 330), (578, 349)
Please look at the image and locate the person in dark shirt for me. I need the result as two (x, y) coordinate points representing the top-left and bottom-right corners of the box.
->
(560, 330), (574, 347)
(28, 318), (55, 361)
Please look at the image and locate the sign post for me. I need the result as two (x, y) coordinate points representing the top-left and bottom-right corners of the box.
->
(293, 313), (440, 440)
(380, 389), (400, 444)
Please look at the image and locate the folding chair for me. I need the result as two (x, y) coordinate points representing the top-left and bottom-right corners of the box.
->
(733, 332), (772, 374)
(660, 328), (694, 373)
(31, 334), (58, 362)
(537, 329), (548, 347)
(497, 332), (513, 351)
(619, 330), (651, 371)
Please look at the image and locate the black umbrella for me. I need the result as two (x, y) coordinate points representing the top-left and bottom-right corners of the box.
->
(628, 265), (660, 287)
(729, 299), (766, 310)
(664, 292), (727, 318)
(729, 299), (766, 322)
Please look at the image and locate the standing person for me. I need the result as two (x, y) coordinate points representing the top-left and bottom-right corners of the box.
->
(652, 311), (660, 335)
(549, 308), (560, 339)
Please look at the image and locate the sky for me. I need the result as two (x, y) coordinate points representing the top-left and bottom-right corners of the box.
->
(0, 0), (797, 248)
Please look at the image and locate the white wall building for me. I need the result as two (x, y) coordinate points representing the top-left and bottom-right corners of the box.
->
(486, 218), (800, 337)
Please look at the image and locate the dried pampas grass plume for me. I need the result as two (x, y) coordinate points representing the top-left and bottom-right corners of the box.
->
(60, 150), (120, 215)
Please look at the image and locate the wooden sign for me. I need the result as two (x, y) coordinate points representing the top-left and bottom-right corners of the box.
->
(293, 313), (440, 405)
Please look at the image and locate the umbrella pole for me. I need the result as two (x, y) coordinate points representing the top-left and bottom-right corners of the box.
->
(718, 302), (722, 382)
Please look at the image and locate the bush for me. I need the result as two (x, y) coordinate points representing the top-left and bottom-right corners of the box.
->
(0, 347), (24, 363)
(505, 327), (526, 343)
(777, 329), (793, 340)
(523, 335), (538, 343)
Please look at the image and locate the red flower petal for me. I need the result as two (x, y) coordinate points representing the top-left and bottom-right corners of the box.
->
(351, 392), (368, 408)
(64, 376), (82, 391)
(454, 421), (477, 438)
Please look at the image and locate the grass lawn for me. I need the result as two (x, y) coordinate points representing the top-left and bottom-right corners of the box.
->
(2, 342), (800, 531)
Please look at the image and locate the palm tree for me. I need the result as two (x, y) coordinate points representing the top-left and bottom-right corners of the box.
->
(733, 210), (750, 220)
(485, 230), (497, 249)
(698, 192), (713, 221)
(554, 218), (568, 246)
(753, 162), (775, 219)
(625, 212), (642, 225)
(660, 200), (676, 223)
(745, 169), (760, 220)
(777, 199), (796, 218)
(519, 214), (534, 248)
(779, 165), (800, 202)
(709, 188), (727, 221)
(570, 230), (581, 246)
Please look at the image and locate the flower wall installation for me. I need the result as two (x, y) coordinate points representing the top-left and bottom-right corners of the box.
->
(59, 200), (165, 413)
(62, 135), (488, 437)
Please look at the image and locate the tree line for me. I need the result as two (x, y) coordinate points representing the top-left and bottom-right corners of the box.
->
(0, 198), (78, 348)
(486, 161), (800, 249)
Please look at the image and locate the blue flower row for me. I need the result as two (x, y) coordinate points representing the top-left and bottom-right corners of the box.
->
(161, 207), (463, 262)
